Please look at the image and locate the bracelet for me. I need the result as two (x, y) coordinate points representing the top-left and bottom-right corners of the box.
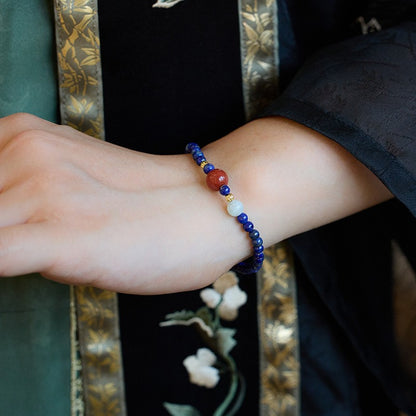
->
(185, 142), (264, 274)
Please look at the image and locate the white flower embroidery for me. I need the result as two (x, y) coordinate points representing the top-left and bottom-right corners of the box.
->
(183, 348), (220, 388)
(200, 271), (247, 321)
(152, 0), (184, 8)
(200, 288), (221, 308)
(219, 285), (247, 321)
(213, 271), (238, 293)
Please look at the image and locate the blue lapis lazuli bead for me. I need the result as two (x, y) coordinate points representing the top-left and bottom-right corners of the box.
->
(219, 185), (230, 196)
(186, 142), (264, 274)
(232, 258), (262, 274)
(185, 143), (199, 153)
(192, 149), (203, 159)
(252, 237), (263, 247)
(203, 163), (215, 174)
(254, 245), (264, 253)
(237, 213), (248, 224)
(249, 229), (260, 239)
(196, 156), (206, 165)
(243, 221), (254, 232)
(192, 150), (204, 161)
(255, 253), (265, 262)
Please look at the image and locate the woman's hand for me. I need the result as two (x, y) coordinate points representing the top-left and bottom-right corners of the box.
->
(0, 113), (251, 294)
(0, 113), (392, 294)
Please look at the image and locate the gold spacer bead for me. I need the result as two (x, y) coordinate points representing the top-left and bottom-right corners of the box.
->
(200, 161), (208, 169)
(225, 194), (234, 202)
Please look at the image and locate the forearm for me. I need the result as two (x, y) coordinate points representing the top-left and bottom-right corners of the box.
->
(205, 116), (392, 251)
(0, 113), (393, 294)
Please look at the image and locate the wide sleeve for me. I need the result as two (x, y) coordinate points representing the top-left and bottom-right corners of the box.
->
(259, 16), (416, 415)
(261, 20), (416, 216)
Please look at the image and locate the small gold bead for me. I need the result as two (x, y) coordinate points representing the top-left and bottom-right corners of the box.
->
(200, 161), (208, 168)
(225, 194), (234, 202)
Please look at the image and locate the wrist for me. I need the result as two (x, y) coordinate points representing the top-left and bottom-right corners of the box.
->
(185, 143), (265, 274)
(201, 116), (392, 250)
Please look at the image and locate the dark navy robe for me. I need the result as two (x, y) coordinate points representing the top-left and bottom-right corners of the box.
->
(98, 0), (416, 414)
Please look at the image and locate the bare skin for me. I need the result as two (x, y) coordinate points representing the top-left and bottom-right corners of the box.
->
(0, 113), (392, 294)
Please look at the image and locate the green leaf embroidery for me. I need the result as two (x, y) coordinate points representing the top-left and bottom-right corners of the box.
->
(159, 308), (215, 337)
(163, 402), (202, 416)
(195, 306), (216, 329)
(164, 309), (196, 321)
(215, 328), (237, 356)
(160, 271), (247, 415)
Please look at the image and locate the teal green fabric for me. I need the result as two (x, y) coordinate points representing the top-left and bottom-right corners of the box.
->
(0, 276), (71, 415)
(0, 1), (71, 415)
(0, 0), (59, 120)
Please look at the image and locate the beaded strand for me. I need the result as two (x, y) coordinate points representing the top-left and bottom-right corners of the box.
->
(185, 142), (264, 274)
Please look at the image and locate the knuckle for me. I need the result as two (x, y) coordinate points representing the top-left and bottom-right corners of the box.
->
(4, 112), (41, 128)
(13, 128), (44, 145)
(6, 129), (55, 159)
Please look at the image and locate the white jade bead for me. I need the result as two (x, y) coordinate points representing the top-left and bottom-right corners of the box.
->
(227, 199), (244, 217)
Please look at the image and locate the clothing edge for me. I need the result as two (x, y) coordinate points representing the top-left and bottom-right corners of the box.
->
(259, 96), (416, 218)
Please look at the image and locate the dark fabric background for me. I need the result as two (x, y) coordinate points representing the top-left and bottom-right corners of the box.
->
(98, 0), (416, 414)
(99, 1), (258, 414)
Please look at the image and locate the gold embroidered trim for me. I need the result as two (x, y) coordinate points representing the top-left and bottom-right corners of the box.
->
(238, 1), (300, 415)
(238, 0), (280, 120)
(54, 0), (105, 140)
(75, 287), (126, 416)
(53, 1), (126, 415)
(70, 285), (84, 416)
(258, 243), (299, 416)
(392, 241), (416, 387)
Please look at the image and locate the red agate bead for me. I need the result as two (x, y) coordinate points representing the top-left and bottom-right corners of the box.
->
(206, 169), (228, 191)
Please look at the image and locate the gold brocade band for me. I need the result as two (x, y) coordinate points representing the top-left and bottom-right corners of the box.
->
(53, 1), (126, 415)
(53, 0), (105, 139)
(238, 0), (280, 120)
(257, 243), (300, 415)
(238, 1), (300, 415)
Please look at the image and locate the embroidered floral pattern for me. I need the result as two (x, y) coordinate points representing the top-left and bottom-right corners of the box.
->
(155, 2), (300, 415)
(183, 348), (220, 388)
(53, 1), (125, 415)
(74, 286), (126, 416)
(239, 0), (280, 120)
(152, 0), (185, 8)
(200, 272), (248, 321)
(54, 0), (105, 140)
(257, 243), (299, 416)
(161, 271), (246, 416)
(238, 1), (300, 414)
